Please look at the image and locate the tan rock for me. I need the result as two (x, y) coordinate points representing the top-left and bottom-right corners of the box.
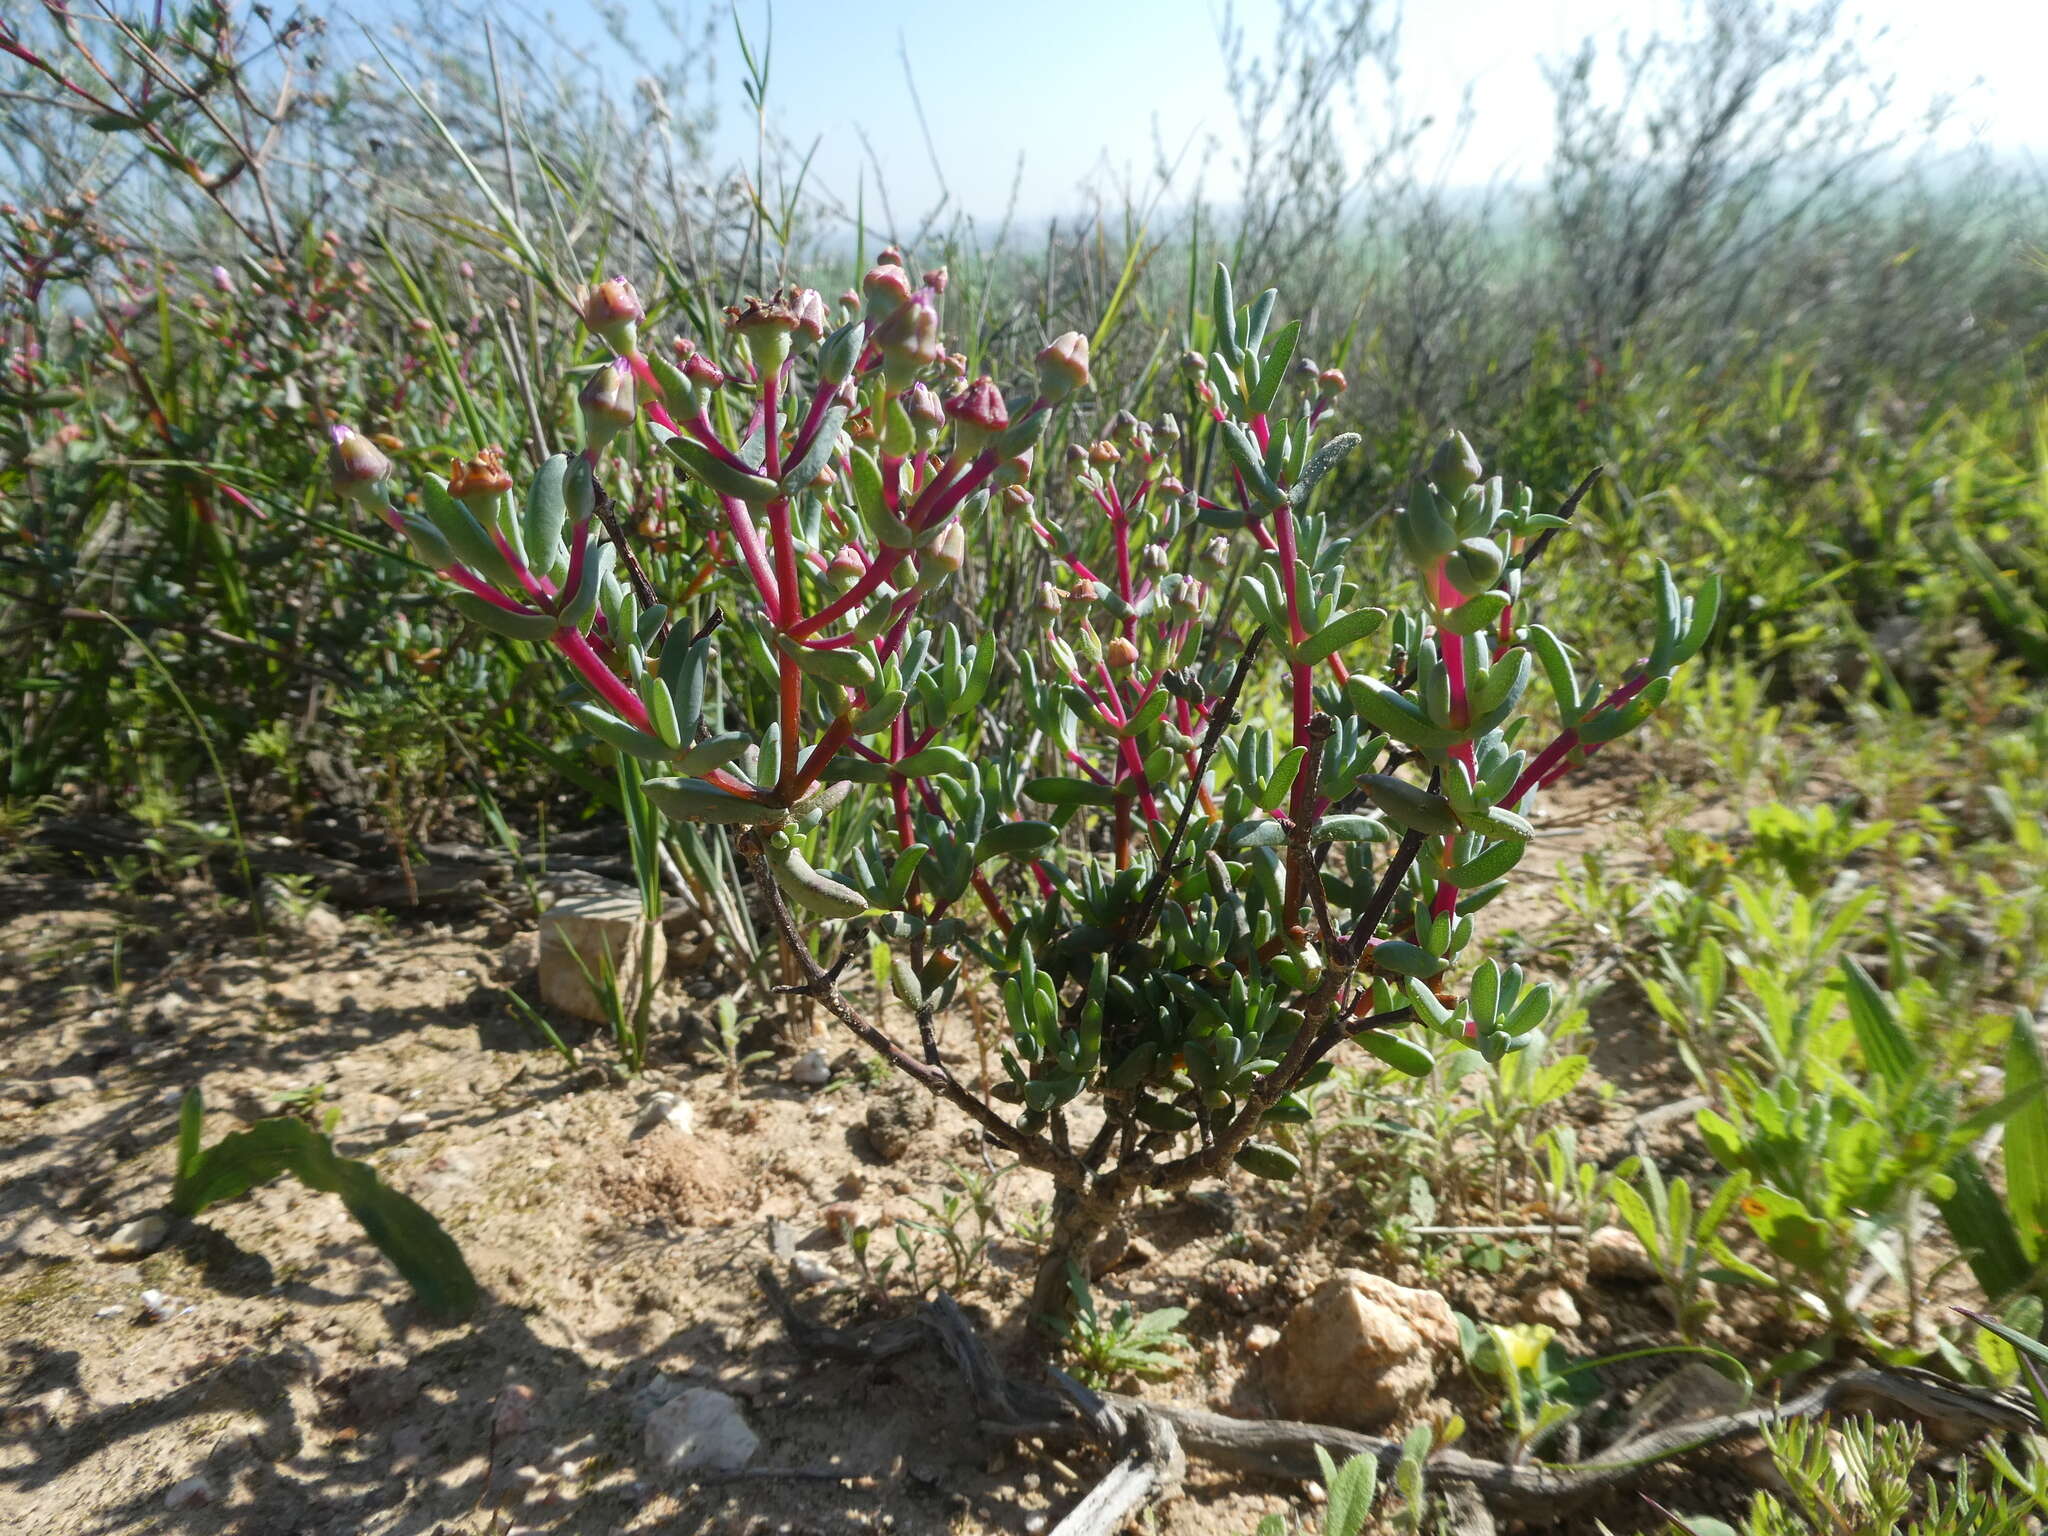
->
(1586, 1225), (1660, 1284)
(1521, 1284), (1583, 1330)
(538, 885), (665, 1023)
(1262, 1269), (1459, 1428)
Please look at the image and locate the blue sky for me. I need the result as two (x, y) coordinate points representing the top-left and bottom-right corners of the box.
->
(394, 0), (2048, 223)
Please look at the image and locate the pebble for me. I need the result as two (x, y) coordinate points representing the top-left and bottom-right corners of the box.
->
(789, 1254), (843, 1289)
(1243, 1323), (1281, 1353)
(163, 1476), (212, 1510)
(1586, 1225), (1660, 1284)
(101, 1213), (171, 1259)
(388, 1112), (431, 1140)
(139, 1289), (179, 1324)
(789, 1049), (832, 1087)
(633, 1092), (695, 1138)
(644, 1387), (759, 1478)
(1521, 1284), (1583, 1330)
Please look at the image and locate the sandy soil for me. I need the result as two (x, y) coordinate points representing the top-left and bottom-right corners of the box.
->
(0, 779), (1771, 1536)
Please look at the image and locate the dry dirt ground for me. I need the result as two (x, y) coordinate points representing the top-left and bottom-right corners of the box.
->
(0, 782), (1760, 1536)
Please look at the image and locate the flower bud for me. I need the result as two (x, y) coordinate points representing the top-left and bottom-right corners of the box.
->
(1156, 474), (1186, 499)
(921, 266), (949, 294)
(945, 377), (1009, 457)
(861, 263), (914, 324)
(920, 520), (966, 582)
(209, 264), (234, 294)
(1063, 442), (1089, 466)
(1034, 331), (1091, 401)
(905, 381), (947, 448)
(1445, 535), (1505, 597)
(578, 276), (643, 354)
(578, 356), (638, 452)
(1105, 636), (1140, 671)
(1318, 367), (1348, 395)
(827, 546), (867, 590)
(327, 424), (392, 509)
(791, 286), (829, 345)
(1002, 484), (1034, 513)
(724, 293), (800, 375)
(1154, 413), (1182, 446)
(872, 296), (941, 388)
(1069, 578), (1105, 605)
(1138, 541), (1169, 575)
(1197, 535), (1231, 574)
(683, 352), (724, 390)
(1431, 431), (1483, 495)
(448, 445), (515, 508)
(1180, 349), (1208, 380)
(1088, 440), (1121, 467)
(1035, 581), (1064, 617)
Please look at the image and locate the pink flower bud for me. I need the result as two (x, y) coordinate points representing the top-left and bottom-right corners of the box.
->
(209, 264), (234, 294)
(1180, 350), (1208, 379)
(925, 520), (965, 576)
(578, 276), (644, 352)
(861, 263), (914, 322)
(682, 352), (724, 389)
(327, 424), (392, 508)
(1318, 367), (1348, 394)
(905, 381), (947, 444)
(578, 356), (638, 451)
(1105, 637), (1140, 671)
(792, 287), (830, 342)
(724, 293), (801, 373)
(1156, 475), (1186, 499)
(1088, 440), (1121, 467)
(1035, 331), (1091, 401)
(1002, 484), (1035, 512)
(827, 546), (867, 589)
(872, 297), (940, 383)
(458, 261), (475, 280)
(945, 377), (1009, 456)
(921, 267), (949, 293)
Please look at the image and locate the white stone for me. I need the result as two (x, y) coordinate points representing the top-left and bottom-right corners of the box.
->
(643, 1387), (759, 1479)
(101, 1214), (170, 1259)
(539, 886), (665, 1023)
(1243, 1323), (1281, 1353)
(789, 1048), (832, 1087)
(633, 1092), (694, 1139)
(789, 1254), (842, 1289)
(1262, 1269), (1459, 1429)
(164, 1476), (212, 1510)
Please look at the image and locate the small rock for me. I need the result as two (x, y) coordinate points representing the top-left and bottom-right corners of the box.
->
(1262, 1269), (1459, 1429)
(494, 1383), (538, 1437)
(300, 903), (348, 947)
(163, 1476), (212, 1510)
(1521, 1285), (1582, 1331)
(643, 1387), (759, 1478)
(388, 1112), (431, 1141)
(101, 1214), (171, 1259)
(789, 1049), (832, 1087)
(633, 1092), (695, 1139)
(820, 1201), (862, 1239)
(1586, 1225), (1660, 1284)
(539, 886), (665, 1023)
(1244, 1323), (1281, 1353)
(789, 1253), (842, 1289)
(139, 1289), (177, 1324)
(863, 1082), (932, 1162)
